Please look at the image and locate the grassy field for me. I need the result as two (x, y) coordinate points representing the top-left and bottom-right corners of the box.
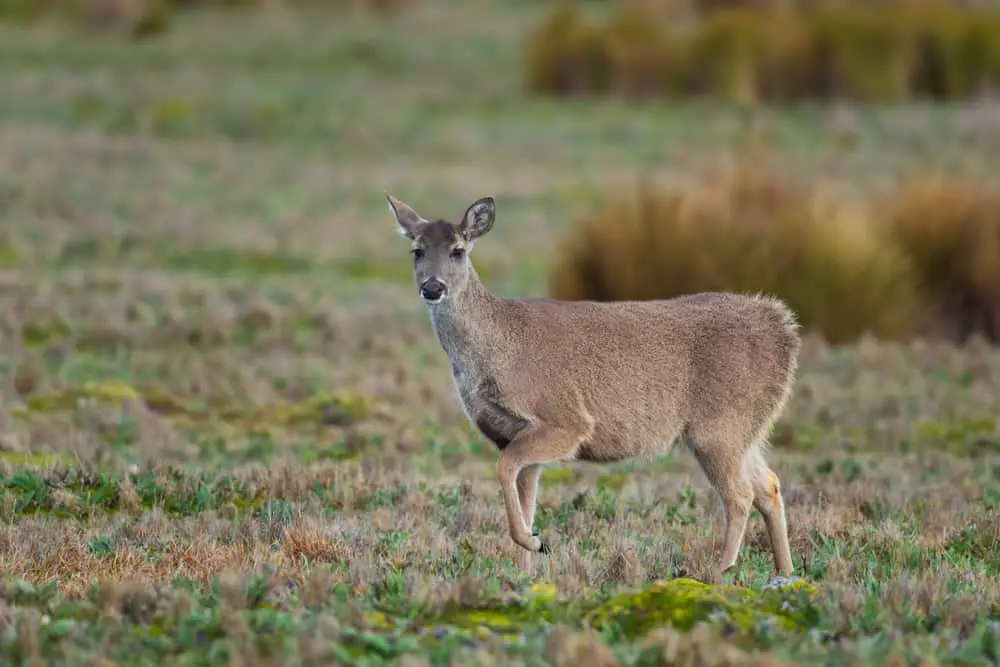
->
(2, 1), (1000, 665)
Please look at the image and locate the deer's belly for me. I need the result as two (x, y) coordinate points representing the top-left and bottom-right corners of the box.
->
(575, 420), (682, 463)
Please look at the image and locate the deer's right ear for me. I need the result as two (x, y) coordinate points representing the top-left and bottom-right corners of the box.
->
(459, 196), (496, 242)
(385, 193), (425, 240)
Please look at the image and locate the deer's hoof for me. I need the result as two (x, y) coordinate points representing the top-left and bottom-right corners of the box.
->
(532, 531), (550, 555)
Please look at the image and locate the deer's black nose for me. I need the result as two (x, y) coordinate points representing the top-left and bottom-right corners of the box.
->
(420, 279), (447, 302)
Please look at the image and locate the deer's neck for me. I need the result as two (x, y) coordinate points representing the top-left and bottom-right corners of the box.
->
(427, 268), (505, 369)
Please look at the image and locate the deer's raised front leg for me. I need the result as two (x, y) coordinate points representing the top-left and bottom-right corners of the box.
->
(496, 423), (585, 554)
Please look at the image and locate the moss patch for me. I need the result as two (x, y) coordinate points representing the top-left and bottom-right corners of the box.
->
(0, 451), (77, 468)
(419, 577), (819, 645)
(10, 381), (374, 438)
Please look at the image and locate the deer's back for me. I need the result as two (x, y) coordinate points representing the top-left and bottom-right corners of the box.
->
(493, 292), (800, 459)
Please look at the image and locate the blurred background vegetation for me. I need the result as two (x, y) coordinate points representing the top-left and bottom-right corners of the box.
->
(2, 0), (1000, 348)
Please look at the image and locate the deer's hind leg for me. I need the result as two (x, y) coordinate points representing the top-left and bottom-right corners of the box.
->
(745, 444), (794, 576)
(685, 423), (756, 578)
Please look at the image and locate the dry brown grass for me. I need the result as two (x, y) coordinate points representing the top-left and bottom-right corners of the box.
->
(2, 437), (999, 598)
(882, 178), (1000, 343)
(548, 157), (926, 345)
(1, 312), (997, 606)
(548, 154), (1000, 345)
(282, 517), (348, 563)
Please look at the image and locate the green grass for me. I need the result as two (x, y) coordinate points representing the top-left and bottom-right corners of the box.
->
(1, 0), (1000, 665)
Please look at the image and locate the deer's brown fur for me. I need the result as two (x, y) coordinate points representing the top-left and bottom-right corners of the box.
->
(386, 193), (800, 578)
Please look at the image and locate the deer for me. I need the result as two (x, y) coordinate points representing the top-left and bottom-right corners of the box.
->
(385, 192), (800, 579)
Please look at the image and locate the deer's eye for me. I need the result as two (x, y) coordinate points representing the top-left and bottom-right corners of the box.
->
(412, 248), (425, 260)
(450, 247), (465, 260)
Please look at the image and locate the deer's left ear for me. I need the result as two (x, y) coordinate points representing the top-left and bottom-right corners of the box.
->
(459, 196), (495, 242)
(386, 193), (426, 240)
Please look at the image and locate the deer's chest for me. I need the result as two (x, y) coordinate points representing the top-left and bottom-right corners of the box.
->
(450, 361), (476, 402)
(450, 361), (489, 418)
(450, 363), (529, 451)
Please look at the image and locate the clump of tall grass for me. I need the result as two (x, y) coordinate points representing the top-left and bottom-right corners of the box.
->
(882, 178), (1000, 343)
(548, 159), (924, 345)
(548, 159), (1000, 345)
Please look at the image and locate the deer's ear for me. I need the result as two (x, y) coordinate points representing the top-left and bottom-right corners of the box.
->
(459, 196), (495, 242)
(385, 193), (425, 240)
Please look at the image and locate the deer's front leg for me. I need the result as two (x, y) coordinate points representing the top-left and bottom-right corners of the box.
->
(497, 425), (583, 554)
(515, 464), (544, 571)
(518, 464), (543, 533)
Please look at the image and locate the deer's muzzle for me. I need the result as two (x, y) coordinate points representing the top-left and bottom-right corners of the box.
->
(420, 278), (447, 303)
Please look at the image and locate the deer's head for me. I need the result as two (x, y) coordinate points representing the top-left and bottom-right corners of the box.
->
(385, 194), (495, 305)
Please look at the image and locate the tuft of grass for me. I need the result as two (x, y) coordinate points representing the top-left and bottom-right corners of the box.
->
(548, 157), (924, 345)
(549, 156), (1000, 345)
(882, 178), (1000, 344)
